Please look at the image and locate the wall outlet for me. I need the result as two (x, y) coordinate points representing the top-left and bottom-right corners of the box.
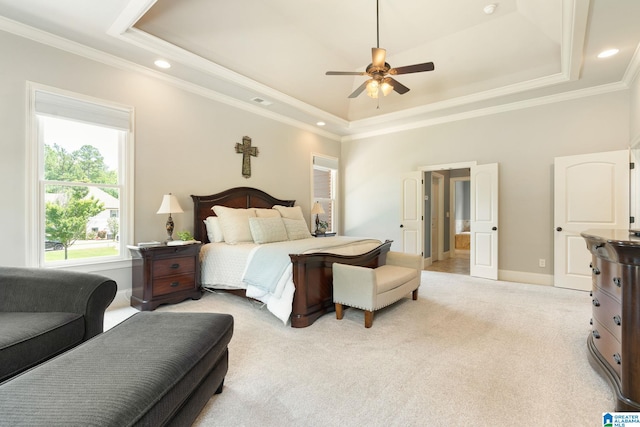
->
(539, 259), (546, 268)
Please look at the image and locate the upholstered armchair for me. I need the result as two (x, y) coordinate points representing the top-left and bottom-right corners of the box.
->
(332, 251), (422, 328)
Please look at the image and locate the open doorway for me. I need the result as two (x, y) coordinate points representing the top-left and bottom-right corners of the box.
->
(424, 168), (471, 275)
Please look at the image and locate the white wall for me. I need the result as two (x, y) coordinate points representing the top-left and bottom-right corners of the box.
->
(341, 90), (630, 283)
(0, 30), (340, 296)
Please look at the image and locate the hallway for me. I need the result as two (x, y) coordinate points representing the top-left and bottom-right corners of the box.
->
(424, 250), (470, 275)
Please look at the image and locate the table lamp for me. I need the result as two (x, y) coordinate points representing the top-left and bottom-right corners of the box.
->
(311, 201), (325, 234)
(157, 193), (183, 241)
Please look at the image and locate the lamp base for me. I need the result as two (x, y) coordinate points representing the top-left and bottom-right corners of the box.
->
(165, 214), (174, 241)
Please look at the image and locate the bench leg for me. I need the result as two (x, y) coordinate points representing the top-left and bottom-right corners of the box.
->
(364, 310), (374, 328)
(215, 379), (224, 394)
(335, 303), (344, 320)
(412, 288), (419, 300)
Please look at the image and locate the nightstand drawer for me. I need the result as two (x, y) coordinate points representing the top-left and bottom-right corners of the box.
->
(153, 256), (195, 278)
(153, 274), (196, 297)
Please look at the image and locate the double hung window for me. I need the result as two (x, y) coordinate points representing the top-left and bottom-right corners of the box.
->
(312, 155), (338, 233)
(28, 85), (133, 267)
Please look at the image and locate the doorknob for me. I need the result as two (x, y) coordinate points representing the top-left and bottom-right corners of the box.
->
(556, 227), (562, 232)
(492, 227), (497, 231)
(400, 224), (404, 228)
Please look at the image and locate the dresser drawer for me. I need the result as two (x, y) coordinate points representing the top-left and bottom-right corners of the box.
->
(153, 256), (196, 278)
(592, 287), (622, 342)
(592, 318), (622, 378)
(592, 257), (622, 301)
(153, 273), (196, 297)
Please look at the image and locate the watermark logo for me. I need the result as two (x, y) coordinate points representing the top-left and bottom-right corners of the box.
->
(603, 412), (640, 426)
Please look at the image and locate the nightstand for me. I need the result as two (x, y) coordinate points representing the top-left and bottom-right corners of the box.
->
(128, 243), (203, 311)
(312, 232), (336, 237)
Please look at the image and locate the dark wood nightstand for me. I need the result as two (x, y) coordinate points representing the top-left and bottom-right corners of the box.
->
(128, 243), (203, 311)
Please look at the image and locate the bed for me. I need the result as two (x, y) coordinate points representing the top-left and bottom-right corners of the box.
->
(191, 187), (391, 328)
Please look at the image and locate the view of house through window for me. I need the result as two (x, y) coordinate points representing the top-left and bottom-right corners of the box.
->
(312, 155), (338, 233)
(31, 87), (132, 267)
(41, 116), (122, 263)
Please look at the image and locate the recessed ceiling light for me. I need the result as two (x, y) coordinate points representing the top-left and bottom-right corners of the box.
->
(316, 121), (326, 127)
(597, 48), (619, 59)
(154, 59), (171, 69)
(483, 4), (497, 15)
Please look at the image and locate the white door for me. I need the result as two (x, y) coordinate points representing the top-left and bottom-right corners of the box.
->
(470, 163), (499, 280)
(554, 150), (629, 291)
(401, 172), (424, 256)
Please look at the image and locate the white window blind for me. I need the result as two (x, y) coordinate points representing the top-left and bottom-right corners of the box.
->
(35, 90), (130, 131)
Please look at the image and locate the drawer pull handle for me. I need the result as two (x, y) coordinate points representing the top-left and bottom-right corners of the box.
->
(170, 281), (180, 287)
(613, 353), (621, 365)
(613, 277), (621, 287)
(592, 298), (600, 307)
(170, 263), (180, 269)
(613, 315), (621, 326)
(589, 318), (593, 325)
(592, 330), (600, 339)
(592, 267), (600, 275)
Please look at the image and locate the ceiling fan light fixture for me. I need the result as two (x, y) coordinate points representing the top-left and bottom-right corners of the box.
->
(366, 80), (380, 98)
(381, 79), (394, 96)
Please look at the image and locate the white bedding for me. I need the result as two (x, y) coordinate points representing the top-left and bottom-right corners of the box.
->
(200, 236), (382, 324)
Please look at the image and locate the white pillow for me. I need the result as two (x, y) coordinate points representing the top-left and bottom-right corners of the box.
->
(249, 217), (288, 244)
(255, 208), (281, 218)
(212, 206), (256, 244)
(203, 216), (224, 242)
(282, 218), (312, 240)
(273, 205), (305, 220)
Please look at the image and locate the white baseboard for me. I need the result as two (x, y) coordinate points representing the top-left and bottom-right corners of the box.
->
(498, 269), (554, 286)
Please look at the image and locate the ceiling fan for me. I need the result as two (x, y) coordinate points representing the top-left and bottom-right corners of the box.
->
(326, 0), (435, 99)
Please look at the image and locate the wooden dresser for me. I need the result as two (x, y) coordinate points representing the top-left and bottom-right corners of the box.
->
(581, 229), (640, 411)
(129, 243), (203, 311)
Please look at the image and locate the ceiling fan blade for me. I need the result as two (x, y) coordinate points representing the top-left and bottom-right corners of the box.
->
(348, 81), (368, 98)
(326, 71), (367, 76)
(372, 48), (386, 68)
(387, 77), (410, 94)
(389, 62), (435, 75)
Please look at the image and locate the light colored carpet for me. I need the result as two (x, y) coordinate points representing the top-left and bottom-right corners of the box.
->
(150, 271), (613, 426)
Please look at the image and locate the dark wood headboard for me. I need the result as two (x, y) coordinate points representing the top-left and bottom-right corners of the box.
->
(190, 187), (295, 243)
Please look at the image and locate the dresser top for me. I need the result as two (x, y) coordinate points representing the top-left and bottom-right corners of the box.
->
(581, 229), (640, 245)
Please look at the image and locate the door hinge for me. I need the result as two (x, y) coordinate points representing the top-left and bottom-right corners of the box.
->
(631, 162), (635, 170)
(631, 216), (635, 224)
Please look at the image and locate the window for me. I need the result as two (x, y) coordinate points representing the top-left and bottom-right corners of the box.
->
(28, 85), (133, 267)
(312, 155), (338, 233)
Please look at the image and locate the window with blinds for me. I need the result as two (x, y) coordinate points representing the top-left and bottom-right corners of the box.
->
(312, 155), (338, 233)
(28, 85), (133, 267)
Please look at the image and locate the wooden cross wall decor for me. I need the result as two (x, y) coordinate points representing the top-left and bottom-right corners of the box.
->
(235, 136), (259, 178)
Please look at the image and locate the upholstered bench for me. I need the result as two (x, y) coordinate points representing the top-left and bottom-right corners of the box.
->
(0, 312), (233, 427)
(333, 251), (421, 328)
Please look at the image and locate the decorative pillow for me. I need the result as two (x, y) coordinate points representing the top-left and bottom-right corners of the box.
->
(212, 206), (256, 244)
(273, 205), (305, 220)
(203, 216), (224, 243)
(255, 208), (281, 218)
(249, 217), (288, 244)
(282, 218), (312, 240)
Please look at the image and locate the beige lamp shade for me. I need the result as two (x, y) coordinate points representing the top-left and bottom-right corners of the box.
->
(311, 202), (325, 215)
(157, 194), (184, 214)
